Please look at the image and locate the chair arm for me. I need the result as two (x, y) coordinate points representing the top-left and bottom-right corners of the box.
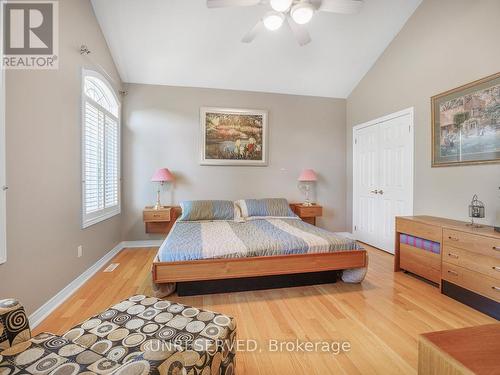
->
(0, 299), (32, 350)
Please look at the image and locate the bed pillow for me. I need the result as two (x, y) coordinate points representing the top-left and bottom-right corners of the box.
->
(235, 198), (296, 219)
(179, 200), (234, 221)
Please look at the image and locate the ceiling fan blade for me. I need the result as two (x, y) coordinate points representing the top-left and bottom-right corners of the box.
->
(207, 0), (261, 8)
(286, 16), (311, 46)
(241, 20), (264, 43)
(318, 0), (363, 14)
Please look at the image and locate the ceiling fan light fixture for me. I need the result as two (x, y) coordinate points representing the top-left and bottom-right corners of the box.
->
(263, 11), (285, 31)
(291, 3), (314, 24)
(269, 0), (293, 12)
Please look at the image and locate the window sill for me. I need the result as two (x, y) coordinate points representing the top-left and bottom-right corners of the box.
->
(82, 208), (121, 229)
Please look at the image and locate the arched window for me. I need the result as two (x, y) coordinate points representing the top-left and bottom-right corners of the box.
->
(82, 70), (121, 228)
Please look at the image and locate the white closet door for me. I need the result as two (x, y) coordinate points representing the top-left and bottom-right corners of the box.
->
(353, 124), (380, 247)
(378, 114), (413, 252)
(353, 109), (414, 254)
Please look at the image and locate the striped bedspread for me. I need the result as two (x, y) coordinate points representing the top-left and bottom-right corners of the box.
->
(158, 218), (362, 262)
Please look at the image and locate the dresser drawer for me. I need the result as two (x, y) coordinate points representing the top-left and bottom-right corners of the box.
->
(396, 218), (442, 243)
(443, 229), (500, 258)
(442, 262), (500, 302)
(443, 245), (500, 280)
(143, 209), (171, 222)
(400, 243), (441, 283)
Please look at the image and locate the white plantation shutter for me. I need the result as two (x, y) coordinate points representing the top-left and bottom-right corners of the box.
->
(82, 70), (120, 228)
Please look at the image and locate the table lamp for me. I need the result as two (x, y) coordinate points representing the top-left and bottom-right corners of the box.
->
(298, 169), (317, 206)
(151, 168), (175, 210)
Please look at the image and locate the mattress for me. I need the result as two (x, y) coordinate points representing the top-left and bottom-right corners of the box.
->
(158, 218), (363, 262)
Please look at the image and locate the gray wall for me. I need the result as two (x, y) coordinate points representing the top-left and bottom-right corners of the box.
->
(0, 0), (122, 313)
(122, 84), (347, 240)
(346, 0), (500, 230)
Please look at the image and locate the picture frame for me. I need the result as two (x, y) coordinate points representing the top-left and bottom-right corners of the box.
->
(200, 107), (269, 166)
(431, 72), (500, 167)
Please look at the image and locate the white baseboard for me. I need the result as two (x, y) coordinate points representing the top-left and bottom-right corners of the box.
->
(29, 240), (162, 328)
(121, 240), (163, 248)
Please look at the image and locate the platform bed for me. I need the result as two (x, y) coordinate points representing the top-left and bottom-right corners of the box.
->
(152, 204), (367, 293)
(152, 249), (367, 285)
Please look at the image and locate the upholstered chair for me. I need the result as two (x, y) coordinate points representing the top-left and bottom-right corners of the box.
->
(0, 299), (31, 350)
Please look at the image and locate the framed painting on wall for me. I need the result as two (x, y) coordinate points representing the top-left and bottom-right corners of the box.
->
(200, 107), (268, 166)
(431, 72), (500, 167)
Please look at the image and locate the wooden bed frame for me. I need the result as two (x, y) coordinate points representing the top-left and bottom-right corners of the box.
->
(152, 205), (367, 284)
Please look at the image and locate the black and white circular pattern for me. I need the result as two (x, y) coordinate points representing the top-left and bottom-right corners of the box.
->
(156, 327), (176, 340)
(153, 312), (173, 324)
(213, 315), (231, 327)
(125, 319), (145, 330)
(141, 323), (159, 334)
(153, 301), (170, 310)
(81, 319), (101, 330)
(127, 305), (146, 315)
(99, 310), (118, 320)
(44, 336), (69, 350)
(128, 295), (146, 302)
(167, 304), (184, 314)
(182, 308), (199, 318)
(35, 357), (59, 372)
(107, 346), (128, 362)
(112, 314), (131, 325)
(6, 310), (27, 332)
(185, 321), (206, 333)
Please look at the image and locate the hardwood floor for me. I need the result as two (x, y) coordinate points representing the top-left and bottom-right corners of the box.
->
(35, 245), (495, 374)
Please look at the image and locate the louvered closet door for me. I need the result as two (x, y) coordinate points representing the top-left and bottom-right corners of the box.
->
(353, 110), (414, 253)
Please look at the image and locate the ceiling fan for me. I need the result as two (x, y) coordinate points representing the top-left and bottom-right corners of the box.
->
(207, 0), (364, 46)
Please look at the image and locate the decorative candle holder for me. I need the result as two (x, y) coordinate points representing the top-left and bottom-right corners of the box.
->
(467, 194), (485, 228)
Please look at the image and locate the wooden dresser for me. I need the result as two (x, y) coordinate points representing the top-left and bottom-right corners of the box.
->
(395, 216), (500, 319)
(418, 324), (500, 375)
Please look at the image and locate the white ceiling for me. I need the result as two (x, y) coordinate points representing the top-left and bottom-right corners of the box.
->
(91, 0), (421, 98)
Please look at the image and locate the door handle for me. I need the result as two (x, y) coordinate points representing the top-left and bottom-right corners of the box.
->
(447, 253), (459, 259)
(378, 190), (384, 195)
(492, 286), (500, 291)
(493, 246), (500, 251)
(447, 270), (458, 276)
(370, 190), (379, 194)
(493, 266), (500, 272)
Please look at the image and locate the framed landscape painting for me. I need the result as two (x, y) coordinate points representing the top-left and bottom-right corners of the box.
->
(200, 107), (268, 166)
(431, 72), (500, 167)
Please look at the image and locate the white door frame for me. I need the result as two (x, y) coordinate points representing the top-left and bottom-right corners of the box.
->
(352, 107), (415, 247)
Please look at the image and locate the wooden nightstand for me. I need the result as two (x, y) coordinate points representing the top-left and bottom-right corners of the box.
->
(290, 204), (323, 226)
(143, 206), (175, 234)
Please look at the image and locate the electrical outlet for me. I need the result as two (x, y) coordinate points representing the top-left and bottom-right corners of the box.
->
(77, 245), (83, 258)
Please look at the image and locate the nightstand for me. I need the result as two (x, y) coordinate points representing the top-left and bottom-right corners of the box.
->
(290, 204), (323, 226)
(143, 206), (174, 234)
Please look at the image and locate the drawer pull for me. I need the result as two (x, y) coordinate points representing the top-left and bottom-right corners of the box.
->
(492, 286), (500, 291)
(447, 270), (459, 276)
(447, 253), (459, 259)
(448, 236), (459, 241)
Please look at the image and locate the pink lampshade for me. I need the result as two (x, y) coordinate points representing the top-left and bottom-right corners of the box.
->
(298, 169), (317, 182)
(151, 168), (175, 182)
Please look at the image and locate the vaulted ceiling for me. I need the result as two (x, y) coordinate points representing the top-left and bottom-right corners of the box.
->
(91, 0), (422, 98)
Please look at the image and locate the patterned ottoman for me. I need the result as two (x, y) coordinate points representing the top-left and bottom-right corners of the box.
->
(0, 296), (237, 375)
